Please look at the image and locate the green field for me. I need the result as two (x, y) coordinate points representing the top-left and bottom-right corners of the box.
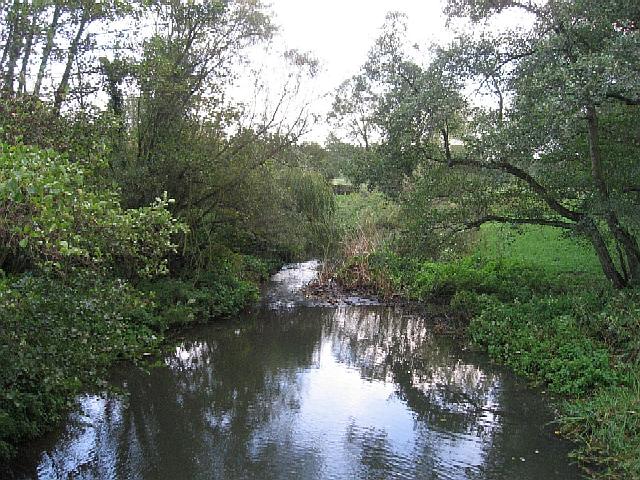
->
(335, 219), (638, 478)
(477, 223), (604, 280)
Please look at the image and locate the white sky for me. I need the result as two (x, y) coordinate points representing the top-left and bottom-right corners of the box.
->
(249, 0), (535, 143)
(260, 0), (452, 142)
(268, 0), (450, 93)
(22, 1), (535, 144)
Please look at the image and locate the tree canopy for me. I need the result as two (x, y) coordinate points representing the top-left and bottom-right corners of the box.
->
(331, 1), (640, 287)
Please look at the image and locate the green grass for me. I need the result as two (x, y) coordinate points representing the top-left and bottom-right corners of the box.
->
(477, 223), (604, 280)
(334, 191), (400, 234)
(466, 225), (640, 478)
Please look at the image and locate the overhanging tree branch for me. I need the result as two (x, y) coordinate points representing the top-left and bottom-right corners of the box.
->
(445, 157), (584, 222)
(607, 93), (640, 106)
(462, 215), (576, 230)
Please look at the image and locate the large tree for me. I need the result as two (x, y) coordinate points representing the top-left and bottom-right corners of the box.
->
(443, 0), (640, 287)
(335, 1), (640, 287)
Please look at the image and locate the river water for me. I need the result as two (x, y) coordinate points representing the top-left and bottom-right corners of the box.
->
(9, 261), (582, 479)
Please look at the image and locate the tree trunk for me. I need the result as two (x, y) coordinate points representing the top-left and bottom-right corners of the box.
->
(493, 77), (503, 127)
(582, 219), (626, 289)
(0, 10), (15, 67)
(33, 4), (61, 97)
(441, 122), (452, 167)
(17, 12), (38, 94)
(3, 1), (24, 94)
(53, 9), (89, 114)
(586, 105), (640, 283)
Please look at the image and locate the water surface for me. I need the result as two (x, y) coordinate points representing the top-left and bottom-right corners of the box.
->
(9, 261), (582, 479)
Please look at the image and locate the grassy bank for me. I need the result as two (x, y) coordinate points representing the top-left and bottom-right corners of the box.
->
(333, 223), (640, 478)
(0, 254), (269, 461)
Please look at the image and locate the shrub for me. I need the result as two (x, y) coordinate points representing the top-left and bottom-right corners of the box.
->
(469, 295), (619, 396)
(0, 272), (160, 459)
(144, 253), (262, 327)
(407, 256), (554, 302)
(148, 276), (259, 327)
(0, 142), (187, 277)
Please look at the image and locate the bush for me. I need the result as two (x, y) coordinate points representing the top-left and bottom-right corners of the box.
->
(469, 295), (618, 396)
(0, 272), (160, 459)
(334, 249), (418, 297)
(144, 253), (262, 327)
(585, 290), (640, 362)
(0, 144), (186, 276)
(333, 252), (553, 302)
(147, 275), (259, 328)
(407, 256), (555, 302)
(0, 255), (264, 461)
(0, 143), (187, 277)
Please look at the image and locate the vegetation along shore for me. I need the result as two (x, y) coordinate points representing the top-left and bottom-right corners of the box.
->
(1, 1), (639, 478)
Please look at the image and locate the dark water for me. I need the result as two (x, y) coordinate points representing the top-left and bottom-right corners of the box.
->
(9, 262), (582, 479)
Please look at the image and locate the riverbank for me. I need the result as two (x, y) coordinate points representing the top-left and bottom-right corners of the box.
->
(0, 254), (275, 463)
(317, 226), (640, 479)
(5, 261), (584, 479)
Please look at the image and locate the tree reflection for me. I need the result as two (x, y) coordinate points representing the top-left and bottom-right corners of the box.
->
(16, 304), (578, 480)
(327, 307), (500, 431)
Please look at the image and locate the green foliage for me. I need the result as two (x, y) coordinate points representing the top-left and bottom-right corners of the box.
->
(469, 287), (640, 478)
(143, 254), (263, 328)
(178, 163), (336, 271)
(0, 272), (161, 460)
(335, 249), (413, 296)
(0, 96), (118, 170)
(0, 143), (187, 277)
(407, 256), (554, 301)
(332, 0), (640, 287)
(400, 165), (492, 259)
(561, 374), (640, 478)
(587, 290), (640, 362)
(329, 192), (403, 294)
(469, 295), (618, 396)
(0, 251), (265, 460)
(334, 190), (401, 260)
(0, 0), (334, 465)
(335, 191), (400, 235)
(146, 276), (258, 328)
(289, 141), (344, 181)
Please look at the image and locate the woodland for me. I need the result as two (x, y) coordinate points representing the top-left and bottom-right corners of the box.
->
(0, 1), (639, 477)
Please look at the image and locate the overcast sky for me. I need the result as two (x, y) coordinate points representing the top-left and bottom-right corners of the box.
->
(269, 0), (450, 92)
(255, 0), (452, 142)
(247, 0), (534, 143)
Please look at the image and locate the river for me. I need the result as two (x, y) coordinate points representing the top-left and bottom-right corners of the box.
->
(9, 261), (583, 479)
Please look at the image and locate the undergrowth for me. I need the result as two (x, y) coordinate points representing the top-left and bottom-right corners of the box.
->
(0, 254), (269, 461)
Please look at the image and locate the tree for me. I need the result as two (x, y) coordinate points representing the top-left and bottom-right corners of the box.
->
(437, 0), (640, 287)
(331, 12), (468, 196)
(0, 1), (130, 108)
(0, 142), (186, 277)
(339, 1), (640, 287)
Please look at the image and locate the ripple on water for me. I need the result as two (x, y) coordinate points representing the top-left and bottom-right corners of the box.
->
(8, 262), (583, 480)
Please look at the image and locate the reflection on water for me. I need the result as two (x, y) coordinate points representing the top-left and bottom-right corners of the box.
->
(9, 262), (582, 479)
